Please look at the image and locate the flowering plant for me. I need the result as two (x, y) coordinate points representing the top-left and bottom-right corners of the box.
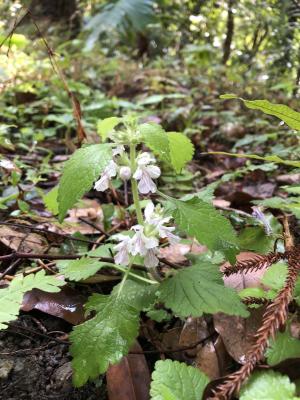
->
(56, 115), (249, 387)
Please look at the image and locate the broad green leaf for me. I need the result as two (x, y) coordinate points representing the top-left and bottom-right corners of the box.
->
(239, 287), (270, 300)
(240, 371), (300, 400)
(238, 227), (274, 254)
(141, 123), (171, 163)
(57, 144), (112, 222)
(266, 327), (300, 366)
(209, 151), (300, 168)
(171, 197), (239, 261)
(57, 257), (112, 281)
(221, 94), (300, 131)
(43, 185), (59, 215)
(97, 117), (121, 140)
(156, 262), (248, 318)
(0, 271), (64, 330)
(168, 132), (194, 173)
(70, 280), (157, 386)
(261, 262), (288, 291)
(150, 359), (209, 400)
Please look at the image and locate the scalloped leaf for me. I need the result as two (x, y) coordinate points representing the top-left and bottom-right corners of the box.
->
(156, 261), (248, 318)
(57, 144), (112, 222)
(240, 371), (300, 400)
(70, 280), (157, 386)
(150, 359), (209, 400)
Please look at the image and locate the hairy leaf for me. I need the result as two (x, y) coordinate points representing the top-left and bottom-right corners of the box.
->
(57, 257), (112, 281)
(168, 132), (194, 173)
(43, 185), (59, 215)
(221, 94), (300, 131)
(97, 117), (121, 140)
(156, 262), (248, 318)
(266, 327), (300, 366)
(240, 371), (300, 400)
(140, 123), (171, 163)
(57, 144), (112, 222)
(171, 197), (238, 261)
(70, 280), (157, 386)
(0, 271), (64, 330)
(150, 359), (209, 400)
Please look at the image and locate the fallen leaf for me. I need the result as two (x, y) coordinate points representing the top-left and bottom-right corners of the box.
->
(195, 336), (231, 380)
(179, 317), (210, 358)
(0, 223), (48, 253)
(106, 341), (150, 400)
(22, 285), (86, 325)
(213, 308), (264, 364)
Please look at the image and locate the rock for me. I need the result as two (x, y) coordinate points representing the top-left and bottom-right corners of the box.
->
(53, 362), (73, 391)
(0, 360), (14, 379)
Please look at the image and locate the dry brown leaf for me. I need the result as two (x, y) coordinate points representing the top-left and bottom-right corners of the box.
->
(106, 341), (150, 400)
(195, 336), (231, 380)
(179, 317), (210, 358)
(22, 285), (86, 325)
(213, 308), (264, 364)
(0, 224), (48, 253)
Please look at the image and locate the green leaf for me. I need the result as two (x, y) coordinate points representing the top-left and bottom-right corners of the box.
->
(141, 124), (194, 171)
(209, 151), (300, 168)
(238, 227), (274, 254)
(156, 261), (248, 318)
(0, 271), (64, 330)
(141, 123), (171, 163)
(240, 371), (300, 400)
(171, 197), (238, 261)
(150, 359), (209, 400)
(168, 132), (194, 173)
(266, 327), (300, 366)
(70, 280), (157, 386)
(57, 257), (111, 281)
(261, 262), (288, 291)
(97, 117), (121, 140)
(43, 185), (59, 215)
(57, 144), (112, 222)
(221, 94), (300, 131)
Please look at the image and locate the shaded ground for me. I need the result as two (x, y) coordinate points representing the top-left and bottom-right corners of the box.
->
(0, 313), (104, 400)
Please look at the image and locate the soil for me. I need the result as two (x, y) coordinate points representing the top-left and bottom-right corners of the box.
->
(0, 312), (106, 400)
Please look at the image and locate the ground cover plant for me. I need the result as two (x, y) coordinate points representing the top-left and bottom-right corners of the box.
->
(0, 1), (300, 400)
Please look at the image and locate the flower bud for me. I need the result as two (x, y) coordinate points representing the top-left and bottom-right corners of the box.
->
(119, 166), (131, 181)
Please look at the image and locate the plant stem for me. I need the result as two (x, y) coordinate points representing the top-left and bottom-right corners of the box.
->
(130, 143), (143, 225)
(117, 260), (133, 296)
(113, 264), (158, 284)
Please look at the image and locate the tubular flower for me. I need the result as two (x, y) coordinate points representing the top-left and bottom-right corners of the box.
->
(133, 152), (161, 194)
(94, 160), (117, 192)
(113, 201), (179, 268)
(114, 234), (132, 266)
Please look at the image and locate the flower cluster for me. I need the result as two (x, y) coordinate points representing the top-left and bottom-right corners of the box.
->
(94, 148), (161, 195)
(114, 201), (179, 268)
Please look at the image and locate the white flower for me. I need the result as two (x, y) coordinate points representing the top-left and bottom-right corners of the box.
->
(144, 201), (180, 244)
(144, 248), (159, 268)
(133, 152), (161, 194)
(131, 225), (159, 256)
(94, 160), (117, 192)
(114, 234), (132, 265)
(119, 166), (131, 181)
(113, 145), (125, 156)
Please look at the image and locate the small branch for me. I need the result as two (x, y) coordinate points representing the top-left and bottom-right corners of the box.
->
(222, 252), (283, 276)
(210, 247), (300, 399)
